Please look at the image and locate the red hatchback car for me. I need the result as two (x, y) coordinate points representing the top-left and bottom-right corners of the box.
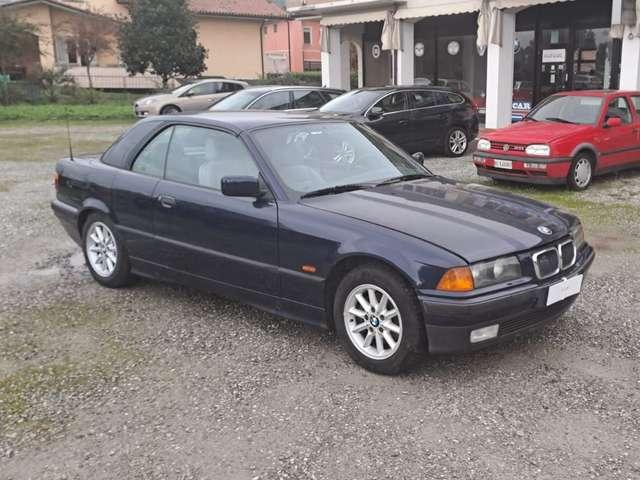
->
(473, 91), (640, 190)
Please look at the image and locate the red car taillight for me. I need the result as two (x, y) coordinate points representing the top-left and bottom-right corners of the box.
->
(53, 173), (60, 190)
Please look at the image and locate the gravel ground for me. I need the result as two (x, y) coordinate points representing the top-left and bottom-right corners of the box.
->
(1, 122), (639, 480)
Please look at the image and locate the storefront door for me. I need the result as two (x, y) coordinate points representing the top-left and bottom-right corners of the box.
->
(537, 27), (570, 101)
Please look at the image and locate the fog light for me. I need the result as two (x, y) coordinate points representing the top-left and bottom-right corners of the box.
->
(470, 324), (499, 343)
(524, 162), (547, 170)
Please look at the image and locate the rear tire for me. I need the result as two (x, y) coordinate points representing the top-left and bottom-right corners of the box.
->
(82, 213), (134, 288)
(333, 264), (426, 375)
(160, 105), (180, 115)
(567, 153), (594, 191)
(444, 127), (469, 157)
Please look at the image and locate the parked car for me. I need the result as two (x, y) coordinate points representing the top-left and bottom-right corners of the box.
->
(134, 79), (249, 117)
(52, 111), (594, 374)
(319, 86), (479, 156)
(474, 90), (640, 190)
(210, 86), (344, 112)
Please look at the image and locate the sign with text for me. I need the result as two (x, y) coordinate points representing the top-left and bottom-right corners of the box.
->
(542, 49), (566, 63)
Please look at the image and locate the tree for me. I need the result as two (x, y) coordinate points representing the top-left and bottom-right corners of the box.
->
(0, 12), (39, 75)
(118, 0), (207, 88)
(57, 12), (117, 89)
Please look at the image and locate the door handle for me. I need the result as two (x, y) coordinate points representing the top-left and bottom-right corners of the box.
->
(157, 194), (176, 209)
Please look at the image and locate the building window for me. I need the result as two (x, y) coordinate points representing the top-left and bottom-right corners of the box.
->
(273, 24), (277, 33)
(263, 26), (268, 35)
(303, 27), (312, 45)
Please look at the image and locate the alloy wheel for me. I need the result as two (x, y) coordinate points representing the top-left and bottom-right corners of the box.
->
(85, 222), (118, 278)
(449, 129), (467, 155)
(573, 158), (592, 188)
(343, 284), (403, 360)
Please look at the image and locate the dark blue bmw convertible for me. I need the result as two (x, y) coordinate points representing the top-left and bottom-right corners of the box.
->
(52, 112), (594, 374)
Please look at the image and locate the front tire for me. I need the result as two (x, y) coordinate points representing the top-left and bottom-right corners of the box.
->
(160, 105), (180, 115)
(567, 153), (594, 190)
(333, 264), (426, 374)
(444, 127), (469, 157)
(82, 213), (134, 288)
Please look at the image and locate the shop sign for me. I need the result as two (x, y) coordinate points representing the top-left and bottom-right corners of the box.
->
(513, 101), (531, 111)
(447, 41), (460, 56)
(542, 49), (566, 63)
(414, 42), (425, 57)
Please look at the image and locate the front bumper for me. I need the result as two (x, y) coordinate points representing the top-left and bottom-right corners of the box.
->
(473, 152), (571, 185)
(419, 244), (595, 354)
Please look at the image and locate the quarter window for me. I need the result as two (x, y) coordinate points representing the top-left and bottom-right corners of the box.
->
(374, 93), (406, 114)
(131, 127), (173, 177)
(629, 96), (640, 116)
(250, 91), (291, 110)
(606, 97), (632, 124)
(292, 90), (325, 109)
(165, 126), (259, 190)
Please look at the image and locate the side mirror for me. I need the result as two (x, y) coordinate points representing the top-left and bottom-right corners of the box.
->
(604, 117), (622, 128)
(412, 151), (425, 165)
(367, 106), (383, 119)
(221, 176), (261, 197)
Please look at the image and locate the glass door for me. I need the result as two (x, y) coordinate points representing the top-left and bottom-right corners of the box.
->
(538, 27), (570, 101)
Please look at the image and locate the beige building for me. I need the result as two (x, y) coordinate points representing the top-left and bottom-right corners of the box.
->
(0, 0), (287, 88)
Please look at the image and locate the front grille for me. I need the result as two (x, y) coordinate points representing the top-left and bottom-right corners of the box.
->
(490, 141), (526, 152)
(531, 240), (576, 280)
(532, 248), (560, 279)
(559, 240), (576, 269)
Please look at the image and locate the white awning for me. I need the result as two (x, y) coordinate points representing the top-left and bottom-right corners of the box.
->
(395, 0), (481, 20)
(394, 0), (574, 20)
(320, 9), (389, 25)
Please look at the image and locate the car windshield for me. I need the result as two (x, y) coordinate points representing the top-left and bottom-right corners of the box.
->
(319, 90), (385, 114)
(211, 90), (265, 110)
(251, 122), (430, 197)
(527, 95), (603, 125)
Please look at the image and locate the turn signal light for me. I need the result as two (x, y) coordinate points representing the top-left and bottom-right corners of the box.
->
(436, 267), (474, 292)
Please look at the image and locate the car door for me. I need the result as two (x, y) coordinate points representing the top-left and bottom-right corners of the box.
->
(111, 126), (173, 263)
(152, 124), (279, 306)
(365, 92), (413, 151)
(599, 96), (638, 169)
(178, 82), (219, 112)
(405, 90), (442, 152)
(628, 94), (640, 165)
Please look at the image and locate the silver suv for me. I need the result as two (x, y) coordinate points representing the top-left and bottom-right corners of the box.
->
(134, 79), (249, 117)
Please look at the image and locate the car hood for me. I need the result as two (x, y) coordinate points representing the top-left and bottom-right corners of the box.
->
(301, 177), (575, 263)
(135, 93), (175, 105)
(484, 120), (593, 144)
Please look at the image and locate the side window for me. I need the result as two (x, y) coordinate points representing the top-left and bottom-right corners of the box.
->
(131, 127), (173, 177)
(188, 82), (217, 96)
(607, 97), (632, 124)
(220, 82), (241, 93)
(409, 91), (437, 108)
(437, 92), (464, 105)
(250, 91), (291, 110)
(165, 126), (258, 190)
(374, 92), (406, 114)
(632, 96), (640, 116)
(323, 91), (342, 101)
(292, 90), (326, 109)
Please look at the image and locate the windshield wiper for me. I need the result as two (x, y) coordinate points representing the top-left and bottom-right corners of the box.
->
(300, 183), (373, 199)
(544, 117), (576, 124)
(375, 173), (430, 186)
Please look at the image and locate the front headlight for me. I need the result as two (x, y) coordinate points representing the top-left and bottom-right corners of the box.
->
(143, 98), (158, 106)
(470, 256), (522, 289)
(525, 144), (551, 156)
(477, 138), (491, 151)
(571, 222), (585, 249)
(436, 256), (522, 291)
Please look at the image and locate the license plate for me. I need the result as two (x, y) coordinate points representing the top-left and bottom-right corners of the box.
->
(494, 159), (513, 170)
(546, 274), (583, 306)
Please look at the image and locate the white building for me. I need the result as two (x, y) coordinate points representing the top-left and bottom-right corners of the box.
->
(288, 0), (639, 128)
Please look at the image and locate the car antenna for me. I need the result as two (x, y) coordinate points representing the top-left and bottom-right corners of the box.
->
(65, 106), (74, 161)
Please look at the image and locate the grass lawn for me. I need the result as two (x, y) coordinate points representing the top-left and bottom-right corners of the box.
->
(0, 103), (135, 122)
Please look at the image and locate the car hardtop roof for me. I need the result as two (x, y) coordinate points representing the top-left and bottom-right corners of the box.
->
(140, 110), (349, 134)
(557, 90), (640, 97)
(355, 85), (455, 93)
(241, 85), (344, 93)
